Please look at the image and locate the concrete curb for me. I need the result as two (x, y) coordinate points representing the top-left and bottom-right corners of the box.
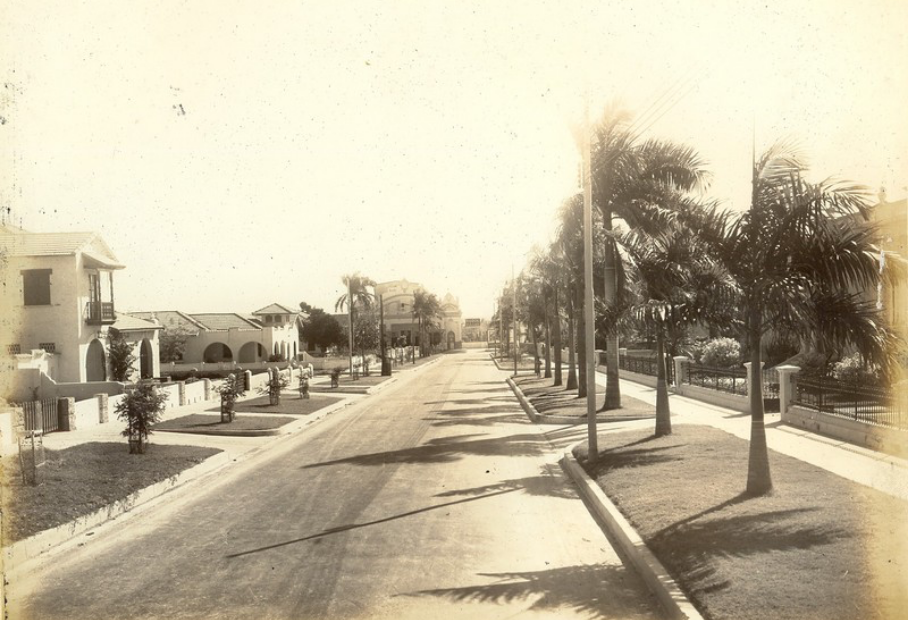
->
(559, 444), (704, 620)
(4, 450), (231, 567)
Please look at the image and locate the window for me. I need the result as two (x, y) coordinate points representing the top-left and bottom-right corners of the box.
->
(22, 269), (52, 305)
(39, 342), (56, 353)
(6, 344), (21, 355)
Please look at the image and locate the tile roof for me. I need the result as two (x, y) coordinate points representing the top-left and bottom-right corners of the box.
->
(0, 230), (124, 267)
(252, 303), (299, 315)
(111, 313), (163, 331)
(129, 311), (203, 334)
(189, 313), (260, 331)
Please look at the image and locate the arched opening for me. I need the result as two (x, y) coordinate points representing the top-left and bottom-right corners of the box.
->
(280, 342), (288, 360)
(447, 331), (455, 350)
(203, 342), (233, 363)
(86, 339), (106, 381)
(140, 339), (154, 379)
(293, 342), (298, 360)
(238, 342), (266, 363)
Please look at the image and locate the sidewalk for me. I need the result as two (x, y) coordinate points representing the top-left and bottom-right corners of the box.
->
(598, 370), (908, 502)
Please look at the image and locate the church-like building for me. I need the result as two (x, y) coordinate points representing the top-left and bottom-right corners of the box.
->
(373, 279), (462, 350)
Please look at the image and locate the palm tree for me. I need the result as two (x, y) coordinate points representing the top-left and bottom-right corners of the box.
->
(590, 110), (710, 410)
(412, 289), (441, 358)
(614, 212), (733, 436)
(335, 273), (375, 379)
(696, 140), (893, 495)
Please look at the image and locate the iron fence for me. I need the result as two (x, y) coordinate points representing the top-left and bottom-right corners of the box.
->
(619, 353), (674, 384)
(686, 364), (747, 396)
(793, 375), (906, 429)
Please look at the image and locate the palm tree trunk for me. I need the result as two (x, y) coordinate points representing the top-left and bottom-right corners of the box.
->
(602, 208), (622, 409)
(654, 326), (672, 436)
(531, 322), (539, 376)
(553, 288), (562, 386)
(746, 311), (772, 495)
(566, 287), (577, 391)
(576, 285), (587, 398)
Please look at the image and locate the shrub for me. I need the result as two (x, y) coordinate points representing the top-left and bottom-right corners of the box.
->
(216, 373), (246, 422)
(116, 381), (169, 454)
(831, 353), (879, 384)
(700, 337), (742, 369)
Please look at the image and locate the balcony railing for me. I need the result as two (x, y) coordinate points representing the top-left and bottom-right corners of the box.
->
(85, 301), (116, 325)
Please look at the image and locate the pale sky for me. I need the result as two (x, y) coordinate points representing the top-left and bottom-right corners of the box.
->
(2, 1), (906, 319)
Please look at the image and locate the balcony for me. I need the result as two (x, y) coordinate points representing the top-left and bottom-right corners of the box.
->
(85, 301), (116, 325)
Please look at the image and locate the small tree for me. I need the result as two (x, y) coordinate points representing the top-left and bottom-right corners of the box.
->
(107, 328), (136, 382)
(217, 373), (246, 422)
(159, 325), (194, 363)
(116, 381), (169, 454)
(258, 368), (290, 405)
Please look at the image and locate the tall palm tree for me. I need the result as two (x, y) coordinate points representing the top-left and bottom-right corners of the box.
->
(590, 110), (710, 410)
(412, 289), (441, 357)
(335, 273), (375, 378)
(696, 140), (893, 495)
(614, 212), (734, 436)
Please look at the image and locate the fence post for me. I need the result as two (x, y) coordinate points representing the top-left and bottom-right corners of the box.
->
(178, 380), (187, 406)
(58, 397), (76, 431)
(775, 365), (800, 417)
(203, 378), (212, 401)
(743, 362), (764, 398)
(243, 370), (252, 392)
(96, 393), (109, 424)
(672, 356), (689, 388)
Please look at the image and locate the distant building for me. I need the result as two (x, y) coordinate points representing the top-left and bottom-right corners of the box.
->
(0, 225), (161, 391)
(462, 318), (489, 342)
(870, 193), (907, 343)
(373, 279), (463, 349)
(131, 303), (302, 366)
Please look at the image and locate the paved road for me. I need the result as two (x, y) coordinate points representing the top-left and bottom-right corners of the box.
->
(9, 350), (662, 619)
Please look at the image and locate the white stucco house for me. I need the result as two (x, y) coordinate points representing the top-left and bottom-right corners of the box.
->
(0, 225), (161, 399)
(132, 303), (303, 367)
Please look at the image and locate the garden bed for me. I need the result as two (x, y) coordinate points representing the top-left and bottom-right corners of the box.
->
(1, 442), (222, 543)
(205, 393), (343, 415)
(154, 414), (296, 432)
(574, 425), (908, 620)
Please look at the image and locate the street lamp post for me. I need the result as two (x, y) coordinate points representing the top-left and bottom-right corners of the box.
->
(581, 98), (598, 464)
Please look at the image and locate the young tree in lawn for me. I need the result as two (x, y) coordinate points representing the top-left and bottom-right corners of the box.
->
(116, 380), (168, 454)
(695, 140), (897, 495)
(107, 327), (136, 382)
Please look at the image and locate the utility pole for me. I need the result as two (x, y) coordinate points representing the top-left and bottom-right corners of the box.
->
(512, 267), (518, 377)
(347, 277), (354, 380)
(582, 96), (598, 464)
(380, 294), (391, 376)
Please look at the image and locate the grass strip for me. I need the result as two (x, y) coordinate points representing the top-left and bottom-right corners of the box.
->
(1, 442), (221, 543)
(154, 414), (295, 432)
(574, 425), (908, 620)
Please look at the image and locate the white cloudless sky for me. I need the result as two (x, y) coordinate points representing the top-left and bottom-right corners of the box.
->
(2, 1), (906, 318)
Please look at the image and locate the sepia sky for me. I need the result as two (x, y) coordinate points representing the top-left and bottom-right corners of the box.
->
(2, 1), (906, 318)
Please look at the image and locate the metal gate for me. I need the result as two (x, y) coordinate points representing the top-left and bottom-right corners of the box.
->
(21, 398), (60, 434)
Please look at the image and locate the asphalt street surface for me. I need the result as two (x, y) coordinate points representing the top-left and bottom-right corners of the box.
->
(9, 350), (662, 619)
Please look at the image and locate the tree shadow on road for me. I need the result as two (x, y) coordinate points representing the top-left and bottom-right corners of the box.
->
(403, 563), (660, 620)
(300, 431), (550, 470)
(434, 469), (579, 500)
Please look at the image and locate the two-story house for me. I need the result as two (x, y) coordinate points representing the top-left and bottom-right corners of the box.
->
(0, 226), (161, 390)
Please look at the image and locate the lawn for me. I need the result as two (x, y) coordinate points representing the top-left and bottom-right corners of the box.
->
(205, 393), (342, 415)
(154, 413), (296, 432)
(515, 376), (655, 419)
(1, 442), (222, 543)
(574, 425), (908, 620)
